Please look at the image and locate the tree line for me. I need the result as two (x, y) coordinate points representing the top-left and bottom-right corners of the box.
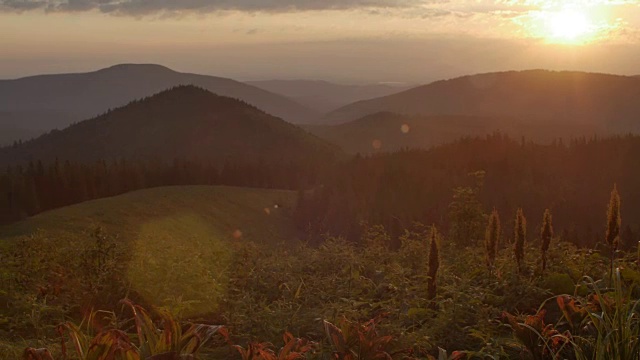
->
(295, 133), (640, 249)
(0, 158), (316, 224)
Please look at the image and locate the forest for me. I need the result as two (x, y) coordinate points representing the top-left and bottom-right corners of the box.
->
(295, 133), (640, 250)
(2, 133), (640, 359)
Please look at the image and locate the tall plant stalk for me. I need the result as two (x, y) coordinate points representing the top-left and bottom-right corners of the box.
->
(605, 185), (621, 284)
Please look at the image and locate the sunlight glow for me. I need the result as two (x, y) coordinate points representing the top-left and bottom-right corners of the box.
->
(550, 11), (590, 40)
(543, 9), (596, 44)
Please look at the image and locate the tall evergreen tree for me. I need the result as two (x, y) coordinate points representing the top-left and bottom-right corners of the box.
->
(605, 184), (621, 283)
(485, 208), (500, 272)
(427, 225), (440, 309)
(540, 209), (553, 272)
(514, 208), (527, 274)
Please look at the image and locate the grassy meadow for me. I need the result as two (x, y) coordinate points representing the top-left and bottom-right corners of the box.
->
(1, 185), (640, 359)
(0, 186), (298, 358)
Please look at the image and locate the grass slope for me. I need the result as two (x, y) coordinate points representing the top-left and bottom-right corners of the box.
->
(0, 186), (298, 355)
(0, 185), (297, 243)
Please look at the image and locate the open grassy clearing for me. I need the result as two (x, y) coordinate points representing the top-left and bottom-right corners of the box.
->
(0, 185), (297, 243)
(0, 185), (298, 358)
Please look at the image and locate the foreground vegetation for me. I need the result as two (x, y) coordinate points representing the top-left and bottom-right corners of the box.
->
(2, 183), (639, 358)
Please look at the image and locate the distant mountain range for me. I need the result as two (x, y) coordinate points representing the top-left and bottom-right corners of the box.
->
(3, 67), (639, 154)
(325, 70), (640, 133)
(247, 79), (411, 113)
(0, 64), (318, 145)
(307, 112), (605, 154)
(0, 86), (338, 166)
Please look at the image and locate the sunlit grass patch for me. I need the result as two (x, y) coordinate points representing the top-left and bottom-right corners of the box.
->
(127, 213), (233, 317)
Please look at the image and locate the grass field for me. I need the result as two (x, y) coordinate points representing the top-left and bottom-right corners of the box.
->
(0, 185), (297, 244)
(0, 185), (298, 352)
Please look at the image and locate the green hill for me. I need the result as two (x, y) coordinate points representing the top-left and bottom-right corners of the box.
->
(0, 185), (297, 320)
(0, 185), (296, 242)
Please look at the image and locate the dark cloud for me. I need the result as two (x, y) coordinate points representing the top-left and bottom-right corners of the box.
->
(1, 0), (48, 10)
(0, 0), (436, 15)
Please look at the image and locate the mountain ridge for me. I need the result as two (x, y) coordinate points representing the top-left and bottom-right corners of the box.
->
(0, 64), (319, 145)
(247, 79), (411, 113)
(307, 111), (606, 154)
(0, 85), (338, 166)
(324, 70), (640, 131)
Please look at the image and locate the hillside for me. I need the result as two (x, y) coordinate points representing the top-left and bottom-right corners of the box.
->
(307, 112), (604, 154)
(325, 70), (640, 130)
(0, 185), (296, 242)
(0, 86), (339, 166)
(0, 185), (297, 321)
(247, 79), (411, 113)
(0, 64), (318, 144)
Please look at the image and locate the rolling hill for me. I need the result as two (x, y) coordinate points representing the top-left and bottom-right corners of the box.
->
(0, 185), (298, 318)
(0, 185), (296, 242)
(307, 112), (605, 154)
(324, 70), (640, 132)
(0, 86), (339, 166)
(247, 79), (411, 113)
(0, 64), (318, 145)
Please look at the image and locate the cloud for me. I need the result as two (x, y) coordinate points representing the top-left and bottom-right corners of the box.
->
(0, 0), (438, 15)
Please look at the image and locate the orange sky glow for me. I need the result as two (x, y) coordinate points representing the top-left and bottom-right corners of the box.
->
(1, 0), (638, 82)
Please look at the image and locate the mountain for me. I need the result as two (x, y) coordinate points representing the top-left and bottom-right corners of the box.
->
(247, 79), (411, 113)
(0, 86), (338, 166)
(0, 64), (318, 144)
(324, 70), (640, 131)
(307, 112), (603, 154)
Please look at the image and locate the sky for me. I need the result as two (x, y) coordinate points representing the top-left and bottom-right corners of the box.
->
(1, 0), (639, 84)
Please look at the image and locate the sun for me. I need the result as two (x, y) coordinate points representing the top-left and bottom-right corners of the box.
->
(545, 9), (593, 43)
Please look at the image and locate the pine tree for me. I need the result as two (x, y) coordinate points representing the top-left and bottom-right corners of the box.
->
(514, 208), (527, 274)
(427, 225), (440, 309)
(540, 209), (553, 272)
(485, 208), (500, 272)
(605, 184), (621, 283)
